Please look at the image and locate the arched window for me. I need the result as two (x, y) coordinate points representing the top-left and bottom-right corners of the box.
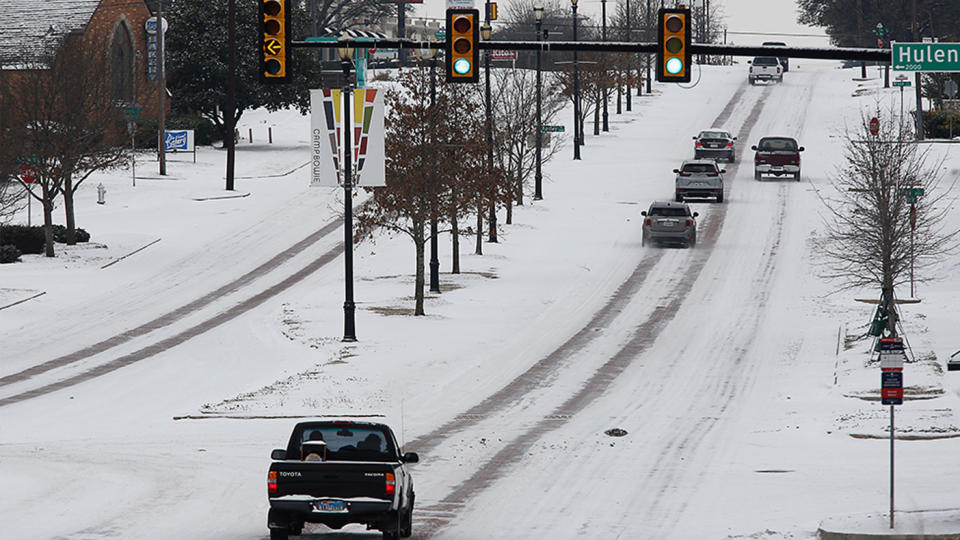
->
(109, 22), (135, 102)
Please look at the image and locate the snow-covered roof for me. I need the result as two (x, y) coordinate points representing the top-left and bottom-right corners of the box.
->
(0, 0), (101, 69)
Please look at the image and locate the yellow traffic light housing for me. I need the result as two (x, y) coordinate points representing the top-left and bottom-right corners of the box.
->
(446, 9), (479, 83)
(260, 0), (290, 82)
(656, 7), (691, 83)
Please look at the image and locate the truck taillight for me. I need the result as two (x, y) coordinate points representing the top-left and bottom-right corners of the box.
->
(685, 219), (691, 227)
(385, 472), (396, 495)
(749, 66), (753, 73)
(777, 67), (781, 73)
(268, 471), (277, 494)
(726, 142), (733, 147)
(645, 218), (651, 226)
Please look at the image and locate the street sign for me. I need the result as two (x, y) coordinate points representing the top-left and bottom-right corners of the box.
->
(945, 80), (959, 98)
(900, 187), (924, 203)
(881, 371), (903, 405)
(892, 79), (912, 87)
(435, 31), (446, 40)
(869, 117), (880, 136)
(878, 336), (905, 351)
(893, 42), (960, 72)
(18, 165), (36, 184)
(491, 49), (517, 61)
(123, 104), (141, 121)
(541, 125), (564, 133)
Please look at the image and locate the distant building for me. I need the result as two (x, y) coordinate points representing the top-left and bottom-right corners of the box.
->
(0, 0), (166, 120)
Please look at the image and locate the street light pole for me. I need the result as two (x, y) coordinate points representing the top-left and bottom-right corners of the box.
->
(158, 0), (167, 176)
(339, 43), (357, 342)
(572, 0), (581, 160)
(482, 20), (497, 242)
(601, 0), (608, 132)
(420, 46), (441, 293)
(534, 4), (544, 200)
(645, 0), (651, 94)
(625, 0), (632, 109)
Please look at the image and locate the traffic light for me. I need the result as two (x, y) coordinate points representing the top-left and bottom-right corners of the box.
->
(446, 9), (479, 83)
(656, 7), (691, 83)
(260, 0), (290, 83)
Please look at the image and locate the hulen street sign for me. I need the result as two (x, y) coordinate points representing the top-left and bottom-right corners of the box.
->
(892, 42), (960, 72)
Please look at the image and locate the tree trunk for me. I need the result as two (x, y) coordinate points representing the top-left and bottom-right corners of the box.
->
(617, 87), (622, 114)
(475, 204), (483, 255)
(63, 173), (77, 245)
(414, 219), (425, 316)
(593, 89), (601, 135)
(451, 211), (460, 274)
(506, 192), (512, 224)
(42, 190), (55, 257)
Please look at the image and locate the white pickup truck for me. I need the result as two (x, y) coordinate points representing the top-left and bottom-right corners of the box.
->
(748, 56), (782, 85)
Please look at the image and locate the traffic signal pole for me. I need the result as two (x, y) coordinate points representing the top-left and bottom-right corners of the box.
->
(293, 39), (891, 64)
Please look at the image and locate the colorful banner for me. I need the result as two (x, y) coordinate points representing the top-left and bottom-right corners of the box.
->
(310, 88), (385, 187)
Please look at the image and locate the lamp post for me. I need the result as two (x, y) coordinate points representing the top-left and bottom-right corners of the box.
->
(601, 0), (608, 132)
(572, 0), (581, 160)
(482, 21), (497, 242)
(625, 0), (632, 109)
(534, 4), (544, 200)
(417, 45), (441, 293)
(338, 42), (357, 342)
(645, 0), (651, 94)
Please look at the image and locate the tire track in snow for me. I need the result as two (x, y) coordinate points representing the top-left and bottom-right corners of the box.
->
(411, 83), (775, 538)
(0, 218), (345, 407)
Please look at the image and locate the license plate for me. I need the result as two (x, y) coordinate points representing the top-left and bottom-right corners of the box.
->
(708, 143), (719, 148)
(772, 166), (783, 171)
(315, 500), (347, 513)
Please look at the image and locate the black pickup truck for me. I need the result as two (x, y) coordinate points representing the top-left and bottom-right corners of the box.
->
(267, 420), (419, 540)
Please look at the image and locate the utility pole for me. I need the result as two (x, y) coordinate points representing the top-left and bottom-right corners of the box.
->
(625, 0), (632, 109)
(644, 0), (651, 94)
(482, 10), (496, 242)
(158, 0), (167, 176)
(601, 0), (608, 132)
(912, 0), (924, 141)
(225, 0), (237, 191)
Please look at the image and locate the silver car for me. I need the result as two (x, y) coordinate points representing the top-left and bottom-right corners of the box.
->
(693, 129), (736, 162)
(641, 201), (698, 248)
(674, 159), (725, 203)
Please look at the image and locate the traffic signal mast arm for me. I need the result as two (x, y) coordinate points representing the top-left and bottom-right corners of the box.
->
(292, 39), (891, 63)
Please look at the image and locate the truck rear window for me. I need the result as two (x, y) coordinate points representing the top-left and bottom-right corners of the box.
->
(758, 138), (797, 151)
(298, 427), (396, 461)
(753, 57), (779, 66)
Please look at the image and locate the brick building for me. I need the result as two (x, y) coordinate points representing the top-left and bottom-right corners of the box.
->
(0, 0), (165, 120)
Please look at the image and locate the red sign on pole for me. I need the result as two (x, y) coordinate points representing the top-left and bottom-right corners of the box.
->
(18, 165), (36, 184)
(869, 117), (880, 136)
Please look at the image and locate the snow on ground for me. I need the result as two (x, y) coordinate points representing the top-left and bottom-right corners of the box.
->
(1, 62), (960, 539)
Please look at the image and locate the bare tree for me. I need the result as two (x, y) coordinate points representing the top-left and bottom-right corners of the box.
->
(0, 76), (28, 224)
(818, 107), (959, 336)
(5, 41), (127, 255)
(491, 68), (566, 221)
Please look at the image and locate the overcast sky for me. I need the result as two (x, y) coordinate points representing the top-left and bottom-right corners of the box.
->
(409, 0), (830, 48)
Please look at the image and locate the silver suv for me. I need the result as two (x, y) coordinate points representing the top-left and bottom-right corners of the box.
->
(641, 201), (698, 248)
(674, 159), (725, 203)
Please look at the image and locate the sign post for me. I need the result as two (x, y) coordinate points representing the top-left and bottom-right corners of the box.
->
(18, 165), (35, 226)
(879, 336), (906, 529)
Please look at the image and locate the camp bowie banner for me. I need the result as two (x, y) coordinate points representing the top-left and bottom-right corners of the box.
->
(310, 88), (386, 187)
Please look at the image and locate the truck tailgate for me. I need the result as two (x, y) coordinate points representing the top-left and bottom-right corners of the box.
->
(272, 461), (396, 499)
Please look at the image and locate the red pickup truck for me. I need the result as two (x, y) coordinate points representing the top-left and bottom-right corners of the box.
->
(752, 137), (804, 181)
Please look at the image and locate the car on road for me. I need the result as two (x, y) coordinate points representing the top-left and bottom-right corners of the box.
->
(267, 420), (419, 540)
(693, 129), (737, 162)
(642, 201), (698, 248)
(674, 159), (725, 203)
(748, 56), (783, 85)
(762, 41), (789, 72)
(752, 136), (804, 181)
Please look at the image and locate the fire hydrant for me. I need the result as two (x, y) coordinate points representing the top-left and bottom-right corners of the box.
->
(97, 183), (106, 205)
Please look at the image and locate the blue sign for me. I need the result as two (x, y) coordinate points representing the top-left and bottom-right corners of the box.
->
(164, 130), (191, 151)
